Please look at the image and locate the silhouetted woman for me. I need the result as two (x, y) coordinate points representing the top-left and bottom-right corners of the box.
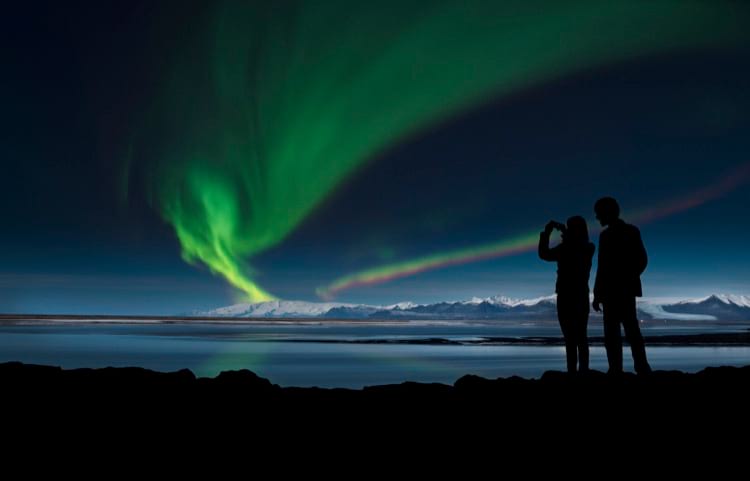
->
(539, 216), (595, 373)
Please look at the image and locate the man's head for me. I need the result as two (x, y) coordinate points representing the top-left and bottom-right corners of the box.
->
(594, 197), (620, 227)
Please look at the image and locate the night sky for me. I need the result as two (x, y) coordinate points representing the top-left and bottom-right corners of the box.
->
(2, 1), (749, 314)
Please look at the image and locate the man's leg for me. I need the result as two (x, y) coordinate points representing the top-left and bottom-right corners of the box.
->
(602, 301), (623, 373)
(621, 296), (651, 374)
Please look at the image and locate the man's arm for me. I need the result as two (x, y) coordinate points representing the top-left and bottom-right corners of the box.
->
(634, 226), (648, 275)
(592, 232), (605, 312)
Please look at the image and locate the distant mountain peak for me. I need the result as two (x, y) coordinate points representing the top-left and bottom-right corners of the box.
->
(198, 300), (368, 318)
(388, 302), (421, 310)
(679, 294), (750, 308)
(463, 294), (556, 307)
(659, 294), (750, 321)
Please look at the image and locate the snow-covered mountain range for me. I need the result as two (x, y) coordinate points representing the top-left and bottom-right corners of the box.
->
(653, 294), (750, 321)
(192, 294), (750, 322)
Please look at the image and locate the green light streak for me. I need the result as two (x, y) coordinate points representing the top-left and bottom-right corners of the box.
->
(145, 1), (748, 301)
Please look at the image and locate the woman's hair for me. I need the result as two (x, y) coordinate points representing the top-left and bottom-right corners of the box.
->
(565, 216), (589, 244)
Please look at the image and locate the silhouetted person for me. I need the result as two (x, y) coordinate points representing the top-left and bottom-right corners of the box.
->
(592, 197), (651, 374)
(539, 216), (595, 373)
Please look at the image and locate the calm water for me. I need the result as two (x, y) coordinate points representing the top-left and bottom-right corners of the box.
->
(1, 322), (749, 388)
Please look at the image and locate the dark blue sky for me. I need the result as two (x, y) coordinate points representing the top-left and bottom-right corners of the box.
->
(2, 2), (749, 314)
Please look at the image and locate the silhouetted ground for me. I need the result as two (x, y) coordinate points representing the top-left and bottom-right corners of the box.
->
(3, 361), (749, 425)
(3, 361), (749, 464)
(5, 361), (747, 467)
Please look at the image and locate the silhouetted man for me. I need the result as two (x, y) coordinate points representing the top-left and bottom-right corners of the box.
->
(592, 197), (651, 374)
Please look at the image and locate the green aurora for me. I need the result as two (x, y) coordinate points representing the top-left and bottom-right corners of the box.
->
(143, 1), (748, 301)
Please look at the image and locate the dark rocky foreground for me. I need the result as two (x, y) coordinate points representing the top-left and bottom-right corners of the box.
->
(1, 362), (745, 466)
(3, 362), (749, 431)
(3, 363), (749, 466)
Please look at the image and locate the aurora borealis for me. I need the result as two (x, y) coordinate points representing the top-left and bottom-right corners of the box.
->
(140, 1), (748, 302)
(3, 1), (750, 314)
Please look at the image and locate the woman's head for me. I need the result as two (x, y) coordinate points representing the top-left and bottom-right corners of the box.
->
(565, 216), (589, 243)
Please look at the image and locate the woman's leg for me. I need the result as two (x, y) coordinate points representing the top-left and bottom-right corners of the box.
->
(577, 295), (590, 372)
(557, 297), (577, 373)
